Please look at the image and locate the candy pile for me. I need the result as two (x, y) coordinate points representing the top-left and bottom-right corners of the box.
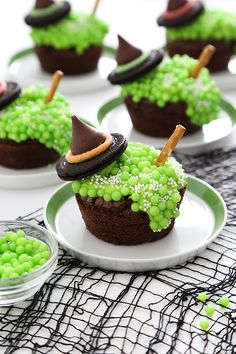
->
(0, 230), (51, 279)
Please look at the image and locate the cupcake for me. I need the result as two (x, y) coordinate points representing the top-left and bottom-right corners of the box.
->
(0, 74), (72, 169)
(24, 0), (109, 75)
(56, 116), (187, 245)
(108, 35), (221, 137)
(157, 0), (236, 72)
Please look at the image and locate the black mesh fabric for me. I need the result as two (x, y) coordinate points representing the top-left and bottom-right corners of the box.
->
(0, 148), (235, 354)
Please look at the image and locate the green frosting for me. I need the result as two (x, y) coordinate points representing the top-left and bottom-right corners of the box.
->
(0, 85), (72, 155)
(121, 55), (221, 126)
(72, 142), (186, 232)
(31, 11), (109, 54)
(167, 9), (236, 41)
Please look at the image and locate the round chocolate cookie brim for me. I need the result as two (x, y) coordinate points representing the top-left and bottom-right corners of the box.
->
(108, 50), (164, 85)
(157, 1), (204, 28)
(0, 82), (21, 110)
(56, 133), (128, 181)
(25, 1), (71, 28)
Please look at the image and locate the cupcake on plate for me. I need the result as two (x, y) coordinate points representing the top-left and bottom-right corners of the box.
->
(108, 35), (221, 137)
(56, 116), (187, 245)
(24, 0), (109, 75)
(157, 0), (236, 72)
(0, 72), (72, 169)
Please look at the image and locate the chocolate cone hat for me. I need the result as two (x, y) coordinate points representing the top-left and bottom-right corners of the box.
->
(35, 0), (54, 9)
(0, 82), (21, 110)
(56, 116), (128, 181)
(71, 116), (105, 155)
(157, 0), (204, 28)
(116, 35), (143, 66)
(108, 35), (164, 85)
(25, 0), (71, 27)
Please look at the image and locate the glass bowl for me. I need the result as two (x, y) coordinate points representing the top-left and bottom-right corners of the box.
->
(0, 221), (58, 305)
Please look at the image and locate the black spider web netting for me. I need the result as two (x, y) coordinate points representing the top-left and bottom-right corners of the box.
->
(0, 148), (235, 354)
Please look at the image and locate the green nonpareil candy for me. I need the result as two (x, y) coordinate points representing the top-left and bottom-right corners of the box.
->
(218, 296), (230, 307)
(199, 319), (210, 331)
(121, 55), (221, 127)
(167, 9), (236, 41)
(0, 85), (72, 155)
(0, 231), (51, 279)
(204, 304), (215, 317)
(198, 292), (208, 302)
(31, 12), (109, 55)
(72, 142), (186, 232)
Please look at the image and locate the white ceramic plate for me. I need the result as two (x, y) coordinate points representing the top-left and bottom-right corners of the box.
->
(7, 47), (116, 95)
(97, 97), (236, 154)
(0, 164), (61, 190)
(44, 176), (227, 272)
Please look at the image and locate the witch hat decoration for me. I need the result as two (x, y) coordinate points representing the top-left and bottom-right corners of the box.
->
(0, 82), (21, 110)
(25, 0), (71, 28)
(108, 35), (164, 85)
(70, 115), (107, 155)
(56, 116), (128, 181)
(157, 0), (205, 28)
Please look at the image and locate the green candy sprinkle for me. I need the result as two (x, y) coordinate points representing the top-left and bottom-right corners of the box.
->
(0, 85), (72, 155)
(218, 296), (230, 307)
(204, 305), (215, 317)
(111, 191), (122, 201)
(0, 231), (51, 279)
(72, 142), (186, 232)
(198, 292), (208, 302)
(167, 9), (236, 42)
(199, 319), (210, 331)
(120, 55), (221, 127)
(31, 12), (109, 55)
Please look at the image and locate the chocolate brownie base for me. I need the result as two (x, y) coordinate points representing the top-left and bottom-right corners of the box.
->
(125, 96), (200, 137)
(76, 188), (186, 245)
(166, 39), (235, 72)
(0, 139), (59, 169)
(35, 45), (103, 75)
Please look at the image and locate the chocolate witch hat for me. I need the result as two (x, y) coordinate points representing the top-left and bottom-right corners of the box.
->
(0, 82), (21, 110)
(108, 35), (164, 85)
(25, 0), (71, 28)
(157, 0), (204, 28)
(56, 116), (128, 181)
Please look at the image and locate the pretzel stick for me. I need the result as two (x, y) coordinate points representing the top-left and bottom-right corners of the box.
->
(92, 0), (101, 15)
(190, 45), (215, 79)
(155, 125), (186, 167)
(44, 70), (64, 104)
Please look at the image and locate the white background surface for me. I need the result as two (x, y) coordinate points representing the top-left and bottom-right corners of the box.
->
(0, 0), (236, 220)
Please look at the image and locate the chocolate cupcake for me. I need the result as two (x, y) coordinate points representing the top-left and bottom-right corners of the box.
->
(56, 117), (187, 245)
(0, 79), (72, 169)
(157, 0), (236, 73)
(24, 0), (109, 75)
(108, 36), (221, 137)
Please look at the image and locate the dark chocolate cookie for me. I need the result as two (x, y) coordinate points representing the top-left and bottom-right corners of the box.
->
(25, 1), (71, 28)
(158, 1), (204, 28)
(56, 133), (128, 180)
(108, 50), (164, 85)
(0, 82), (21, 110)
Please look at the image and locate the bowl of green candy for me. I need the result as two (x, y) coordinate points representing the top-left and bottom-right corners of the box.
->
(0, 221), (58, 305)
